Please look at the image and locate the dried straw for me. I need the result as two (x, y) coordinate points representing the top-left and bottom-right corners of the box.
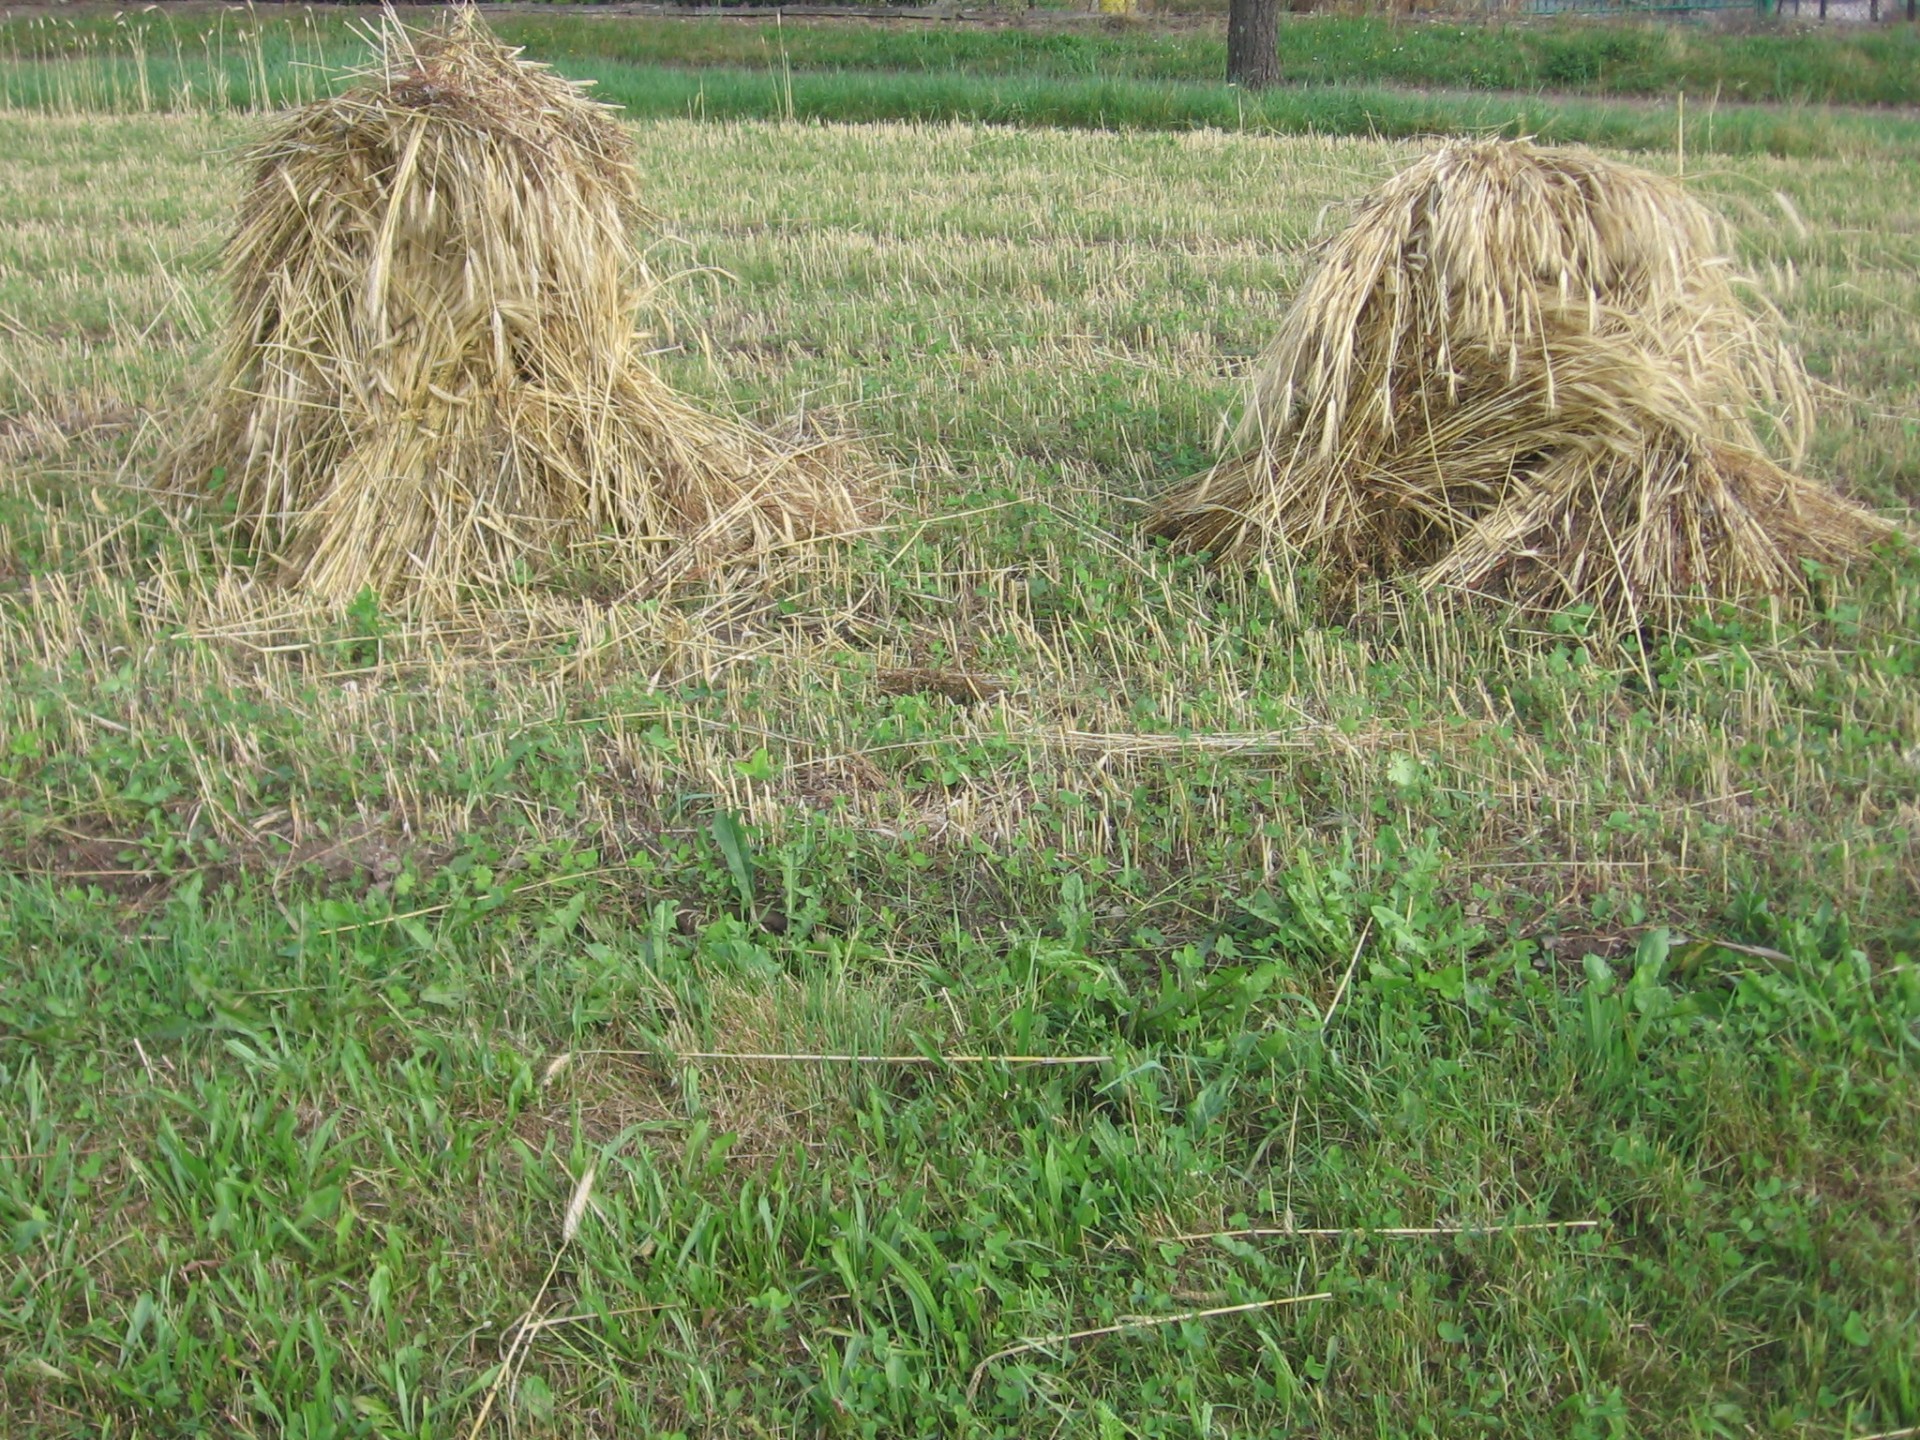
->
(1149, 139), (1892, 623)
(170, 11), (866, 602)
(965, 1292), (1332, 1402)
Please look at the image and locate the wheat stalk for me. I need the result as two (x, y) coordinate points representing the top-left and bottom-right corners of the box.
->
(463, 1163), (597, 1440)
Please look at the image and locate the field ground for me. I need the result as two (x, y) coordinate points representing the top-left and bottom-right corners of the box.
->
(2, 80), (1919, 1440)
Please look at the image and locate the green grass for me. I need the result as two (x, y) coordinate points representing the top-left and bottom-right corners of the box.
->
(2, 112), (1918, 1436)
(480, 10), (1920, 107)
(6, 6), (1920, 159)
(13, 7), (1920, 108)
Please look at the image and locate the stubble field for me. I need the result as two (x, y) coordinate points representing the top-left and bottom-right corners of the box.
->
(1, 105), (1918, 1437)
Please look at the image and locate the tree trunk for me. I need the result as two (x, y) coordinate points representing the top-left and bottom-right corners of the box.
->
(1227, 0), (1282, 91)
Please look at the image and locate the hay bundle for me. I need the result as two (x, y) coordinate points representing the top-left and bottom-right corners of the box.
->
(172, 13), (864, 601)
(1149, 139), (1890, 622)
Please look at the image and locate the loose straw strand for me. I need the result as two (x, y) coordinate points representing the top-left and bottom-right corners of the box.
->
(965, 1292), (1332, 1404)
(576, 1049), (1113, 1067)
(1160, 1219), (1602, 1245)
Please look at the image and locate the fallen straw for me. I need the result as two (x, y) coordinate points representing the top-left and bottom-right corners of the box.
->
(573, 1048), (1112, 1067)
(1160, 1219), (1602, 1245)
(966, 1292), (1333, 1403)
(668, 1050), (1111, 1066)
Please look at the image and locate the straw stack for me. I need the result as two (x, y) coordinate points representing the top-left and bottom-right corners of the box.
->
(172, 12), (866, 601)
(1149, 139), (1890, 623)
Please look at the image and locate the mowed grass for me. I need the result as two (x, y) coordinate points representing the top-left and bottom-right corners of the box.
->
(1, 111), (1918, 1437)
